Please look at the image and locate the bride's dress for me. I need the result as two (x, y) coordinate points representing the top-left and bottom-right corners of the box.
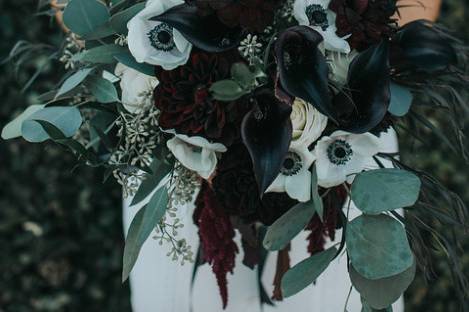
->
(123, 130), (404, 312)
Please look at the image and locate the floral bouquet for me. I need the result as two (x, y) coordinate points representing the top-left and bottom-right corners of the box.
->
(3, 0), (469, 310)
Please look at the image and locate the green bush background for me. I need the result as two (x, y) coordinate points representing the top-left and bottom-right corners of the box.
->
(0, 0), (467, 311)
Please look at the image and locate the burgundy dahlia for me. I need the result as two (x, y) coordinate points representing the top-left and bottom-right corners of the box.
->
(154, 50), (248, 145)
(196, 0), (284, 33)
(329, 0), (397, 51)
(212, 144), (297, 225)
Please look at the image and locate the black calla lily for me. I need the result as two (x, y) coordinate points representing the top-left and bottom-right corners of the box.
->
(241, 89), (292, 196)
(274, 26), (335, 122)
(334, 40), (391, 134)
(391, 20), (458, 73)
(151, 3), (243, 53)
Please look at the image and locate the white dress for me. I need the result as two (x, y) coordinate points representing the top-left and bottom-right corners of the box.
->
(122, 130), (404, 312)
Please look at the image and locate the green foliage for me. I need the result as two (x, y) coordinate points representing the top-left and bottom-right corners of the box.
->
(122, 187), (169, 282)
(389, 83), (413, 117)
(110, 3), (145, 34)
(263, 199), (316, 251)
(87, 76), (119, 103)
(351, 169), (421, 214)
(63, 0), (110, 37)
(281, 247), (337, 297)
(346, 214), (414, 280)
(56, 67), (95, 97)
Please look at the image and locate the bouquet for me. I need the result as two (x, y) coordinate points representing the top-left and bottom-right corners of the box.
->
(3, 0), (469, 310)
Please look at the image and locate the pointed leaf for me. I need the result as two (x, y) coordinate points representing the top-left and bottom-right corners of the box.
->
(335, 41), (390, 133)
(263, 199), (316, 251)
(115, 52), (155, 77)
(122, 186), (169, 281)
(311, 166), (324, 221)
(346, 214), (413, 280)
(87, 76), (119, 103)
(281, 247), (337, 297)
(275, 26), (334, 121)
(74, 44), (127, 64)
(151, 3), (243, 53)
(2, 105), (45, 140)
(131, 159), (173, 206)
(56, 68), (94, 98)
(241, 89), (292, 194)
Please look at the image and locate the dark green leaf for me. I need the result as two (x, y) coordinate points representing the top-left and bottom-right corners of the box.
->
(115, 52), (156, 76)
(210, 80), (247, 101)
(63, 0), (110, 37)
(122, 186), (169, 281)
(311, 166), (323, 221)
(131, 159), (173, 206)
(351, 168), (421, 214)
(346, 214), (413, 280)
(74, 44), (127, 64)
(231, 62), (256, 89)
(351, 260), (416, 309)
(82, 22), (116, 40)
(281, 247), (337, 297)
(110, 2), (145, 34)
(263, 199), (316, 251)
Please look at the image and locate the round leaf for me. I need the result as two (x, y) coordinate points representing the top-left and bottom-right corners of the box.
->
(346, 214), (413, 280)
(263, 200), (316, 251)
(21, 106), (83, 143)
(63, 0), (110, 37)
(281, 247), (337, 297)
(87, 76), (119, 103)
(388, 83), (413, 117)
(210, 80), (246, 101)
(350, 259), (416, 309)
(351, 168), (421, 214)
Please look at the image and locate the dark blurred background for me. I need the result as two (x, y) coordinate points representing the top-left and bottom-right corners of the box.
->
(0, 0), (468, 311)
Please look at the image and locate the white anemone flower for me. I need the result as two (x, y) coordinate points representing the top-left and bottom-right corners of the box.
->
(313, 130), (381, 188)
(127, 0), (192, 70)
(293, 0), (350, 53)
(166, 130), (227, 179)
(266, 99), (328, 202)
(115, 63), (159, 113)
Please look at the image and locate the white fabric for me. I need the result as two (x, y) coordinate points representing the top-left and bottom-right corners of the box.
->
(123, 129), (404, 312)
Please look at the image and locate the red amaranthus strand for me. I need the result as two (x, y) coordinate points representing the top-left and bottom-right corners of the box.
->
(306, 185), (347, 255)
(195, 182), (239, 308)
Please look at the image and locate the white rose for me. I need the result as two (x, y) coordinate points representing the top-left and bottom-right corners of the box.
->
(290, 98), (328, 149)
(165, 130), (227, 179)
(115, 63), (159, 113)
(127, 0), (192, 70)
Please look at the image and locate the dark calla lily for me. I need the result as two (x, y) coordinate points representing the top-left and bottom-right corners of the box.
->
(151, 3), (243, 53)
(334, 40), (391, 134)
(241, 89), (292, 196)
(274, 26), (335, 122)
(391, 20), (458, 73)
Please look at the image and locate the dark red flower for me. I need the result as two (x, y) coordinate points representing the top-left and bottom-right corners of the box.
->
(212, 144), (297, 225)
(154, 50), (248, 145)
(329, 0), (397, 51)
(196, 0), (284, 32)
(195, 181), (238, 308)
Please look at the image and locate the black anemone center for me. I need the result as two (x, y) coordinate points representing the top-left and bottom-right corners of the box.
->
(148, 23), (176, 52)
(327, 139), (353, 165)
(305, 4), (329, 31)
(281, 152), (303, 176)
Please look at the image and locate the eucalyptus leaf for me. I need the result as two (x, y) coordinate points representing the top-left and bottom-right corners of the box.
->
(56, 68), (94, 98)
(388, 83), (413, 117)
(346, 214), (413, 280)
(87, 76), (119, 103)
(351, 260), (416, 309)
(231, 63), (256, 89)
(122, 186), (169, 282)
(131, 159), (173, 206)
(114, 52), (155, 76)
(2, 105), (45, 140)
(110, 2), (145, 34)
(361, 297), (393, 312)
(281, 247), (337, 297)
(263, 199), (316, 251)
(63, 0), (110, 37)
(74, 44), (127, 64)
(311, 166), (323, 221)
(351, 168), (421, 214)
(21, 106), (83, 143)
(82, 22), (116, 40)
(210, 80), (247, 101)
